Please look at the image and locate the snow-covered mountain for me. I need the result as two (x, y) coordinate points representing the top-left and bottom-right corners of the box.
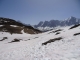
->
(0, 24), (80, 60)
(0, 17), (41, 34)
(34, 16), (80, 31)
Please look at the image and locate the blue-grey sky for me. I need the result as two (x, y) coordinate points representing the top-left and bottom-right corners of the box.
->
(0, 0), (80, 25)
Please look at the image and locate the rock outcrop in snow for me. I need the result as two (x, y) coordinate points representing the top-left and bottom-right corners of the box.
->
(0, 17), (42, 34)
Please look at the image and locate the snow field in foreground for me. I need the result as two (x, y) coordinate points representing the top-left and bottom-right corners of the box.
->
(0, 26), (80, 60)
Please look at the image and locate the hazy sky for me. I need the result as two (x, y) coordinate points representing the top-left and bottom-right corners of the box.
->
(0, 0), (80, 25)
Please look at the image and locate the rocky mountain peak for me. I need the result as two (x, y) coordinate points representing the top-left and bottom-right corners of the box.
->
(34, 17), (80, 31)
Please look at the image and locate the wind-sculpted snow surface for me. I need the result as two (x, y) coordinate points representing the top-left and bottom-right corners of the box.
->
(0, 26), (80, 60)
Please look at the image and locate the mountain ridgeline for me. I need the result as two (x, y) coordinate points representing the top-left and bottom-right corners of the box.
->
(0, 17), (41, 34)
(34, 16), (80, 31)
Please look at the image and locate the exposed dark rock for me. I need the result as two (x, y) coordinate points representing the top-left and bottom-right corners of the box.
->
(0, 37), (8, 41)
(54, 29), (62, 33)
(55, 32), (60, 35)
(42, 37), (62, 45)
(28, 39), (30, 40)
(69, 24), (80, 29)
(48, 29), (62, 34)
(9, 39), (21, 43)
(74, 33), (80, 36)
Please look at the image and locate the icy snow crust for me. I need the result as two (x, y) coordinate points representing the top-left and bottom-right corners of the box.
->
(0, 26), (80, 60)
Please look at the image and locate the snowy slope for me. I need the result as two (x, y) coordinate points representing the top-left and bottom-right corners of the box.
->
(0, 25), (80, 60)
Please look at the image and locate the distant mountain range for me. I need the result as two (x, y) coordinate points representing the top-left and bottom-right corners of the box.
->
(0, 17), (80, 32)
(34, 16), (80, 31)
